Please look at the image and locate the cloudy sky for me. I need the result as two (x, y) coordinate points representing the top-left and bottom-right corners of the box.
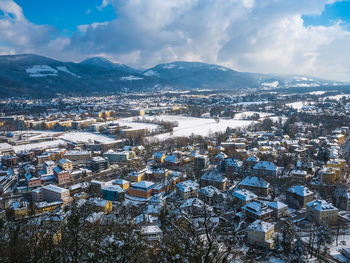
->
(1, 0), (350, 81)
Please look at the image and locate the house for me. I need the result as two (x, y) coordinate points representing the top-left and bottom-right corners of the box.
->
(289, 169), (311, 182)
(286, 185), (314, 209)
(43, 160), (56, 175)
(128, 170), (146, 182)
(306, 199), (338, 225)
(140, 225), (163, 241)
(101, 185), (125, 201)
(247, 220), (275, 249)
(53, 166), (71, 185)
(113, 179), (130, 191)
(242, 201), (273, 222)
(194, 155), (209, 171)
(223, 158), (242, 176)
(335, 186), (350, 211)
(200, 170), (227, 190)
(58, 158), (73, 171)
(238, 176), (270, 196)
(233, 189), (258, 206)
(129, 181), (157, 199)
(94, 199), (113, 214)
(319, 167), (340, 184)
(153, 152), (166, 163)
(253, 161), (277, 177)
(198, 185), (223, 205)
(267, 201), (288, 218)
(245, 155), (260, 168)
(163, 154), (181, 168)
(176, 180), (199, 200)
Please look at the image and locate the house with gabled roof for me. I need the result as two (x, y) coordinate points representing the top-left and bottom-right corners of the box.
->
(238, 176), (270, 196)
(200, 170), (227, 190)
(286, 185), (314, 209)
(253, 161), (277, 177)
(247, 220), (275, 249)
(176, 180), (199, 200)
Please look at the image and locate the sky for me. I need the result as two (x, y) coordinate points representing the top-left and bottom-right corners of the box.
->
(0, 0), (350, 81)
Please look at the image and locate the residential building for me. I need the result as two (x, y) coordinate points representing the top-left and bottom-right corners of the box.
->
(238, 176), (270, 196)
(306, 199), (338, 225)
(247, 220), (275, 248)
(242, 201), (273, 222)
(286, 185), (314, 209)
(176, 180), (199, 200)
(200, 170), (227, 190)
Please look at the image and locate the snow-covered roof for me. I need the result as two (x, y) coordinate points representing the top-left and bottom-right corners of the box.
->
(201, 170), (226, 183)
(43, 184), (69, 194)
(247, 219), (274, 233)
(267, 201), (288, 210)
(176, 180), (199, 192)
(253, 161), (277, 171)
(233, 189), (257, 201)
(239, 176), (270, 188)
(132, 181), (156, 190)
(306, 199), (338, 212)
(243, 201), (272, 216)
(288, 185), (313, 197)
(102, 185), (124, 193)
(199, 185), (221, 198)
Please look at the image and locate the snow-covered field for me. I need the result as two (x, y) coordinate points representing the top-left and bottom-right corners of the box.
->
(286, 101), (314, 110)
(13, 131), (118, 152)
(233, 111), (273, 120)
(135, 115), (254, 139)
(324, 94), (350, 101)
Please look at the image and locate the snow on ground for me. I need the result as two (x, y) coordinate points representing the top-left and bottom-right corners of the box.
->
(59, 132), (116, 143)
(324, 94), (350, 101)
(56, 66), (78, 77)
(112, 118), (160, 131)
(286, 101), (314, 110)
(12, 131), (117, 152)
(136, 115), (254, 140)
(26, 65), (58, 77)
(232, 101), (270, 106)
(13, 139), (67, 152)
(120, 75), (144, 81)
(143, 70), (159, 77)
(309, 91), (326, 95)
(234, 111), (273, 120)
(262, 81), (279, 88)
(292, 83), (319, 87)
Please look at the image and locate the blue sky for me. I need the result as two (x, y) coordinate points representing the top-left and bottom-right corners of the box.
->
(14, 0), (117, 36)
(303, 0), (350, 28)
(1, 0), (350, 81)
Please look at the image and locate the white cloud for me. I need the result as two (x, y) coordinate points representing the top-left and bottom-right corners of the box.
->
(1, 0), (350, 81)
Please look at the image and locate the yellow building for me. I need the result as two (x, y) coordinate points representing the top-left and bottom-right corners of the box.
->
(306, 199), (338, 225)
(128, 171), (145, 182)
(247, 220), (275, 249)
(43, 121), (58, 130)
(95, 200), (113, 214)
(319, 167), (340, 184)
(114, 179), (130, 190)
(35, 201), (62, 214)
(59, 158), (73, 170)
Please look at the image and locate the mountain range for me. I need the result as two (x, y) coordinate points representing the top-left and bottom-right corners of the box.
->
(0, 54), (344, 97)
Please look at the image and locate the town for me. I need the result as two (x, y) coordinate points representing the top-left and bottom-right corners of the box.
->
(0, 89), (350, 262)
